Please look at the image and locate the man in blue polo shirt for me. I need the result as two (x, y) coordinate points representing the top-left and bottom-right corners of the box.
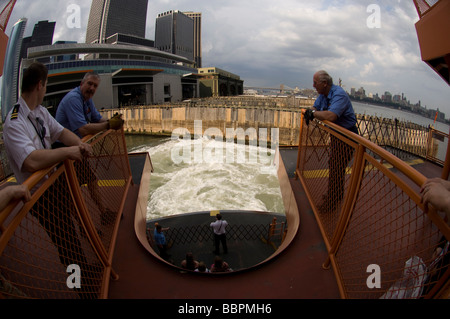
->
(56, 72), (123, 226)
(308, 70), (358, 133)
(56, 72), (109, 138)
(305, 70), (359, 213)
(154, 223), (171, 259)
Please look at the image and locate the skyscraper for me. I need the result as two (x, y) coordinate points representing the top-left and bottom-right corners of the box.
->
(20, 20), (55, 63)
(85, 0), (148, 44)
(1, 18), (26, 121)
(155, 10), (194, 62)
(183, 12), (202, 68)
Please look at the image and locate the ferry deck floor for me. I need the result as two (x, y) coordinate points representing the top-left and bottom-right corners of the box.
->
(107, 147), (443, 300)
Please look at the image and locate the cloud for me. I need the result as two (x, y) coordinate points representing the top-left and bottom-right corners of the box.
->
(3, 0), (450, 116)
(360, 62), (374, 77)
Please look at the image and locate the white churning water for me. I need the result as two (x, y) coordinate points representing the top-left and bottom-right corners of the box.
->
(130, 136), (285, 220)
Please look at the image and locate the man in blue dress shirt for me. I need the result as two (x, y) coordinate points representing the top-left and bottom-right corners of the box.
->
(55, 72), (123, 226)
(55, 72), (109, 138)
(309, 70), (357, 134)
(306, 70), (359, 212)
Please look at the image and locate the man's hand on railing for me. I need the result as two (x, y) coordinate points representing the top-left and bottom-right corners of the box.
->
(79, 142), (93, 157)
(66, 145), (91, 162)
(420, 178), (450, 218)
(304, 109), (315, 126)
(108, 113), (124, 130)
(0, 185), (31, 212)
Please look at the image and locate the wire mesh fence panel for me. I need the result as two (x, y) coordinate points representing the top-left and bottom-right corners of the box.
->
(297, 115), (450, 299)
(334, 155), (448, 299)
(356, 115), (437, 162)
(0, 129), (132, 299)
(300, 121), (357, 244)
(161, 224), (272, 246)
(76, 130), (131, 253)
(0, 169), (104, 299)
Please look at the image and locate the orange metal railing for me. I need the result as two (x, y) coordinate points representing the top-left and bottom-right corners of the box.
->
(0, 129), (132, 299)
(414, 0), (439, 19)
(296, 113), (450, 299)
(0, 0), (16, 32)
(356, 114), (449, 168)
(266, 217), (287, 245)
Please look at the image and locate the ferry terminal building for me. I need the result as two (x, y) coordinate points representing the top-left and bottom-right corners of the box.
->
(22, 43), (243, 114)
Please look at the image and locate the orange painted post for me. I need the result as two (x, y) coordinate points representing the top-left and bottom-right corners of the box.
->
(426, 127), (434, 162)
(295, 111), (306, 179)
(267, 217), (277, 243)
(441, 128), (450, 180)
(282, 225), (287, 243)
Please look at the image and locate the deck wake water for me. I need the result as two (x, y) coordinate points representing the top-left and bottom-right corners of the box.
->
(130, 137), (285, 220)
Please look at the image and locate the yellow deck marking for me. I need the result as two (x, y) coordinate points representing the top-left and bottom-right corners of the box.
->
(210, 210), (220, 216)
(81, 180), (126, 187)
(302, 158), (424, 179)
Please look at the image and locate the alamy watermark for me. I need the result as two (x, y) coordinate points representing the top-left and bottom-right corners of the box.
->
(66, 264), (81, 289)
(170, 120), (279, 170)
(366, 264), (382, 289)
(66, 4), (81, 29)
(367, 4), (381, 29)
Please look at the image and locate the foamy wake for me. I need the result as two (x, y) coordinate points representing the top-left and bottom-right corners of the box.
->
(131, 137), (285, 220)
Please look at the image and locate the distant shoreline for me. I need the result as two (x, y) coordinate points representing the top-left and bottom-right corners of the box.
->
(350, 97), (449, 125)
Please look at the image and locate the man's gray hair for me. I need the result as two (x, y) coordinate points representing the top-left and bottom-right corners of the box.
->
(316, 70), (333, 86)
(82, 71), (101, 82)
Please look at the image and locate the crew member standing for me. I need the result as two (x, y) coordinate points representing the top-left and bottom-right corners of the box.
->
(210, 213), (228, 254)
(2, 62), (96, 298)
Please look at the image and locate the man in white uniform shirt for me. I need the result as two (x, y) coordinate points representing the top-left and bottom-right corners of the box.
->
(3, 62), (92, 186)
(3, 62), (96, 298)
(210, 213), (228, 254)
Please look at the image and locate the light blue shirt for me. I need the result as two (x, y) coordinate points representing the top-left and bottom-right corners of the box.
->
(154, 229), (166, 246)
(313, 84), (357, 131)
(55, 87), (102, 137)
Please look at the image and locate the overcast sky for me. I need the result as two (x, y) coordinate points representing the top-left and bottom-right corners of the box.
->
(4, 0), (450, 116)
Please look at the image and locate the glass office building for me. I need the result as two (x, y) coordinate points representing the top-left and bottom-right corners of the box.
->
(1, 18), (26, 122)
(86, 0), (148, 44)
(183, 12), (202, 68)
(155, 11), (194, 62)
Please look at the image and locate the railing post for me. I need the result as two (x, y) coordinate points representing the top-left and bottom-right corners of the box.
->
(295, 111), (306, 179)
(426, 126), (434, 162)
(441, 128), (450, 180)
(267, 217), (277, 243)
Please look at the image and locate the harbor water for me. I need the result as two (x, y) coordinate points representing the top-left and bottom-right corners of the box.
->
(352, 101), (450, 133)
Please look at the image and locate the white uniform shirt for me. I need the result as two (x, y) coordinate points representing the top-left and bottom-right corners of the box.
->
(210, 219), (228, 235)
(3, 96), (64, 184)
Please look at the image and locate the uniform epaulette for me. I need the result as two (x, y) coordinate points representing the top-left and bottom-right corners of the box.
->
(10, 104), (20, 120)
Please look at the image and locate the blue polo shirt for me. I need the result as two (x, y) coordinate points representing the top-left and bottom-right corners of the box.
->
(313, 84), (357, 131)
(55, 87), (102, 137)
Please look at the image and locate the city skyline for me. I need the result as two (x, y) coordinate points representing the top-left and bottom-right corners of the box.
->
(2, 0), (450, 118)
